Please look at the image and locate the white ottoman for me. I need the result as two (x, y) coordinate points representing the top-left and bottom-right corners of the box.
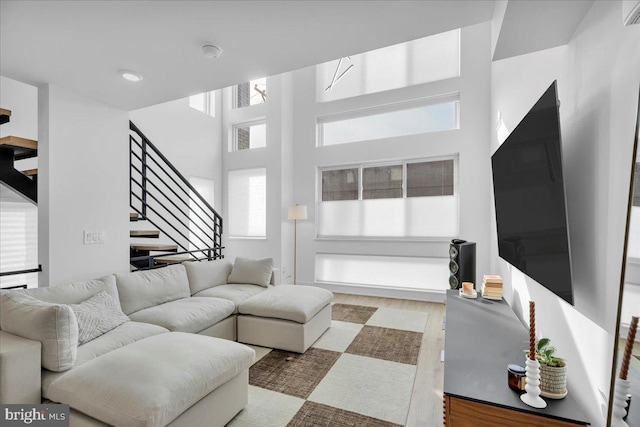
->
(237, 285), (333, 353)
(46, 332), (255, 427)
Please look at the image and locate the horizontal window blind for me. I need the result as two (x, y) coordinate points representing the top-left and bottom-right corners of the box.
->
(228, 168), (266, 238)
(317, 196), (458, 238)
(316, 253), (449, 291)
(0, 200), (38, 288)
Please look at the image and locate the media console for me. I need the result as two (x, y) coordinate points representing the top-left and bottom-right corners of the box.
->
(443, 290), (589, 426)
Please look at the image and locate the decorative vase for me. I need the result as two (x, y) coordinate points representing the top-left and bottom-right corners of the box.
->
(611, 377), (631, 427)
(540, 364), (567, 396)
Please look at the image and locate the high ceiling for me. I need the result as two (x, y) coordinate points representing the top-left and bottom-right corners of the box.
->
(1, 1), (596, 111)
(0, 1), (495, 111)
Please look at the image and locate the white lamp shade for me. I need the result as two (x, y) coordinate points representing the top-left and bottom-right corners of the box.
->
(288, 204), (308, 220)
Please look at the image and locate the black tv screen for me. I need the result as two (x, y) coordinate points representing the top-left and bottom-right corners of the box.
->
(491, 81), (574, 305)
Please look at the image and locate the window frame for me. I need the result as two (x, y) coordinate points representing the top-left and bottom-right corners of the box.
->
(230, 119), (267, 152)
(316, 93), (460, 147)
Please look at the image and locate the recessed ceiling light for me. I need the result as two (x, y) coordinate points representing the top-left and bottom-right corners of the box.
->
(120, 70), (143, 82)
(202, 44), (223, 59)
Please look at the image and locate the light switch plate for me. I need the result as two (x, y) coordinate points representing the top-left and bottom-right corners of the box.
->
(83, 230), (106, 245)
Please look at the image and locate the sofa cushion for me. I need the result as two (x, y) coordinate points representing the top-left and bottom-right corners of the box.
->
(46, 332), (255, 427)
(195, 284), (266, 312)
(69, 291), (130, 345)
(239, 285), (334, 324)
(128, 297), (235, 333)
(116, 265), (190, 315)
(24, 275), (119, 305)
(0, 292), (78, 372)
(183, 259), (233, 295)
(42, 321), (169, 399)
(227, 257), (273, 287)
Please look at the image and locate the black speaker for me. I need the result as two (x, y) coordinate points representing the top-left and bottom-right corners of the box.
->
(449, 239), (476, 289)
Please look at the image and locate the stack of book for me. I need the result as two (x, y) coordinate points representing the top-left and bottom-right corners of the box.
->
(482, 274), (503, 300)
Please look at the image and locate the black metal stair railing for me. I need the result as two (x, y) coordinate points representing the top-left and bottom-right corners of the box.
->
(129, 121), (223, 270)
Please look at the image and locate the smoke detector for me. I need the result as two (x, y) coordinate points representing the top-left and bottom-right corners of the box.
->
(623, 1), (640, 25)
(202, 44), (223, 59)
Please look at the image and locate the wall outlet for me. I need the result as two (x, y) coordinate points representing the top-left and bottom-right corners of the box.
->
(83, 230), (105, 245)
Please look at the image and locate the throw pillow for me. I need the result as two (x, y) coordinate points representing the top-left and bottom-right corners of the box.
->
(0, 291), (78, 372)
(69, 291), (129, 345)
(183, 259), (233, 294)
(227, 257), (273, 287)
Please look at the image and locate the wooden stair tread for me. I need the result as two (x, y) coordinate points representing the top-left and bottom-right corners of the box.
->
(130, 230), (160, 237)
(0, 109), (11, 117)
(0, 135), (37, 150)
(130, 243), (178, 251)
(130, 212), (139, 218)
(154, 255), (193, 264)
(21, 168), (38, 176)
(0, 136), (38, 160)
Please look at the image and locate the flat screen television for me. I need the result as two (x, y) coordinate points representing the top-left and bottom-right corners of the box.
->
(491, 81), (574, 305)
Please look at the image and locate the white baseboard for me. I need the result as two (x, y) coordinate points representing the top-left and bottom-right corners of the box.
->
(295, 281), (446, 303)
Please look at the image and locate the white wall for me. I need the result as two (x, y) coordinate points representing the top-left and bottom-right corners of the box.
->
(38, 84), (129, 286)
(491, 2), (640, 425)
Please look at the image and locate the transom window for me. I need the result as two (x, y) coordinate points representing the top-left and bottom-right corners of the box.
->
(234, 78), (266, 108)
(317, 95), (459, 147)
(232, 120), (266, 151)
(189, 91), (215, 117)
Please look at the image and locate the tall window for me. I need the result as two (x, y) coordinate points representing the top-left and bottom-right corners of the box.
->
(189, 91), (215, 117)
(234, 78), (267, 108)
(228, 168), (266, 238)
(317, 96), (459, 147)
(318, 157), (458, 238)
(232, 120), (266, 151)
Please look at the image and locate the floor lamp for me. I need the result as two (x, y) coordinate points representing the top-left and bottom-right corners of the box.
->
(288, 204), (307, 284)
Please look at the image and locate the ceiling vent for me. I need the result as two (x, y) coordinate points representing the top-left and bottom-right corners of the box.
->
(623, 0), (640, 25)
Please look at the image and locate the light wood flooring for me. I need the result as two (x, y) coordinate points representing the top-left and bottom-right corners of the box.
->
(333, 293), (446, 427)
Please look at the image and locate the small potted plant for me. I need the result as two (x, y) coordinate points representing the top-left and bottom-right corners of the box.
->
(527, 338), (567, 398)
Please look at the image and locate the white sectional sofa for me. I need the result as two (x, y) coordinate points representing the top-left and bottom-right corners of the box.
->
(0, 257), (333, 427)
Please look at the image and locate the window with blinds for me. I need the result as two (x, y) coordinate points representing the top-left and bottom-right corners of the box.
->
(318, 157), (458, 238)
(228, 168), (266, 238)
(0, 199), (38, 288)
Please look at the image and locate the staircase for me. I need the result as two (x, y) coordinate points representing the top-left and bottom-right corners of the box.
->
(0, 107), (41, 289)
(129, 121), (223, 270)
(0, 109), (38, 204)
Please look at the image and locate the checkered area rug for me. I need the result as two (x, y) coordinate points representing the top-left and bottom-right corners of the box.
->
(227, 303), (428, 427)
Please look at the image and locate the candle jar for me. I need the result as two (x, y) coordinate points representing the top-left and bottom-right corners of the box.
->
(508, 364), (526, 394)
(462, 282), (474, 294)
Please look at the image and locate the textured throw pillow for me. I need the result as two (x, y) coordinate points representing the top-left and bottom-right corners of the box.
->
(227, 257), (273, 287)
(69, 291), (129, 345)
(0, 291), (78, 372)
